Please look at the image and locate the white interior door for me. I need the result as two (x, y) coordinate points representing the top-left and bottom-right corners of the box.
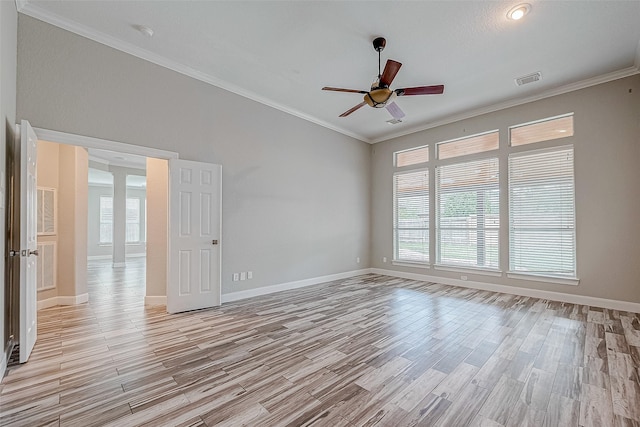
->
(19, 120), (38, 363)
(167, 159), (222, 313)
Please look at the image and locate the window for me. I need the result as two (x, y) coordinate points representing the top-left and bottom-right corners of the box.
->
(509, 146), (576, 278)
(393, 170), (429, 263)
(436, 158), (499, 269)
(99, 196), (113, 244)
(437, 130), (499, 160)
(510, 114), (574, 146)
(126, 198), (141, 243)
(395, 145), (429, 167)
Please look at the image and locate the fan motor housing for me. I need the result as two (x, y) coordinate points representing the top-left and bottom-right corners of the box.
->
(365, 88), (392, 108)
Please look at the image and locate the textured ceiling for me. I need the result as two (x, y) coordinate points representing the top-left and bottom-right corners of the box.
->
(18, 1), (640, 143)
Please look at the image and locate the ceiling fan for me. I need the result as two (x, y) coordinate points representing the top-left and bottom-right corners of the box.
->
(322, 37), (444, 120)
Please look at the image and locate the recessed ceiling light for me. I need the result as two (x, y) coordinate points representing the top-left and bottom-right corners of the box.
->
(507, 3), (531, 20)
(134, 25), (154, 38)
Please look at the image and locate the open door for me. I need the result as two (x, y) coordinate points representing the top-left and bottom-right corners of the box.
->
(167, 159), (221, 313)
(18, 120), (38, 363)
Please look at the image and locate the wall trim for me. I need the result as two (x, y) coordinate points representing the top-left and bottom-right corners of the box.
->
(17, 1), (639, 146)
(37, 293), (89, 310)
(370, 66), (640, 143)
(31, 127), (179, 160)
(87, 255), (111, 260)
(16, 2), (366, 144)
(221, 269), (372, 303)
(371, 268), (640, 313)
(144, 296), (167, 306)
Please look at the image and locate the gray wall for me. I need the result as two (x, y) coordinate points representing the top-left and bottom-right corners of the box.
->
(372, 75), (640, 303)
(87, 185), (147, 258)
(17, 15), (371, 295)
(1, 1), (17, 363)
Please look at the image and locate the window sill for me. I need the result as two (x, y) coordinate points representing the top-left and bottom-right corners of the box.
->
(392, 260), (430, 269)
(507, 272), (579, 286)
(434, 264), (503, 277)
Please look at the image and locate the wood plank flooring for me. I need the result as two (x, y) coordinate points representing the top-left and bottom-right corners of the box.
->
(1, 259), (640, 426)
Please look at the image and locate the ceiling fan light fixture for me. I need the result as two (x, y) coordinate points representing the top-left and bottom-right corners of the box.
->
(365, 88), (392, 108)
(507, 3), (531, 20)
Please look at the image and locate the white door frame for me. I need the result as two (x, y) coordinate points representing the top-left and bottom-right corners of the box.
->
(29, 127), (179, 308)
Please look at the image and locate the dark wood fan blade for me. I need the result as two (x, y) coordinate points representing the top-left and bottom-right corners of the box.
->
(380, 60), (402, 87)
(395, 85), (444, 96)
(323, 87), (368, 94)
(339, 102), (366, 117)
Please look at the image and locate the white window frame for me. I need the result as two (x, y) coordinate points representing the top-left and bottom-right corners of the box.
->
(99, 195), (113, 244)
(507, 145), (577, 282)
(393, 168), (430, 266)
(126, 197), (142, 243)
(435, 157), (500, 271)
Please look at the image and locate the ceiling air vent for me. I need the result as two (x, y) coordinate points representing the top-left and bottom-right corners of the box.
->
(515, 71), (542, 86)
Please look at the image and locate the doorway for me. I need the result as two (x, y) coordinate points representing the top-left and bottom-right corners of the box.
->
(5, 124), (222, 368)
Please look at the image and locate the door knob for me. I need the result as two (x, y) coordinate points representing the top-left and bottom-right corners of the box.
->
(29, 249), (39, 256)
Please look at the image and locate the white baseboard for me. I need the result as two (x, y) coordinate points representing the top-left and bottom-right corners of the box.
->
(87, 255), (112, 260)
(221, 269), (371, 303)
(37, 297), (59, 310)
(126, 253), (146, 258)
(144, 296), (167, 306)
(371, 268), (640, 313)
(37, 293), (89, 310)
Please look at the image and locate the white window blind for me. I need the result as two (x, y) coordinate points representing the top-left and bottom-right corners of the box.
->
(393, 169), (429, 263)
(509, 146), (576, 277)
(126, 198), (141, 243)
(436, 158), (499, 269)
(99, 196), (113, 244)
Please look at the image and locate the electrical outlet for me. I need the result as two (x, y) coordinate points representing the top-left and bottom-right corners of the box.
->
(356, 257), (360, 264)
(383, 257), (387, 263)
(461, 275), (468, 281)
(240, 272), (247, 281)
(247, 271), (253, 279)
(232, 273), (239, 281)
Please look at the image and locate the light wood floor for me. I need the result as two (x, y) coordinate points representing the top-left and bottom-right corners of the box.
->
(1, 259), (640, 426)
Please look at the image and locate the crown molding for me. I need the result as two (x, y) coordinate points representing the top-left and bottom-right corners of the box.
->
(16, 1), (370, 144)
(17, 2), (640, 146)
(371, 64), (640, 144)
